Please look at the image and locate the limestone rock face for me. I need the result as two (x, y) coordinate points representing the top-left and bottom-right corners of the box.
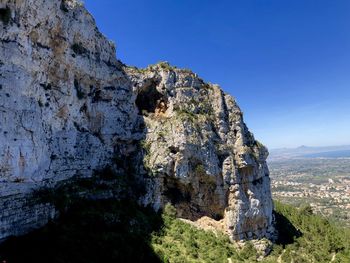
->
(127, 65), (274, 240)
(0, 0), (274, 241)
(0, 0), (138, 240)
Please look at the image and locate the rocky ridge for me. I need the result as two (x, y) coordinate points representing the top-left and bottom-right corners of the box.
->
(0, 0), (274, 241)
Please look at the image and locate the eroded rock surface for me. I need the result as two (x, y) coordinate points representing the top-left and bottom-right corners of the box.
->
(127, 65), (274, 240)
(0, 0), (274, 241)
(0, 0), (138, 240)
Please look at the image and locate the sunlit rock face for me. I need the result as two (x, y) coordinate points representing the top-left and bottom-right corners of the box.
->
(127, 66), (274, 240)
(0, 0), (274, 241)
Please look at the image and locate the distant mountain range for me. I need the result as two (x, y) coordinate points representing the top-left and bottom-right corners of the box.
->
(268, 145), (350, 161)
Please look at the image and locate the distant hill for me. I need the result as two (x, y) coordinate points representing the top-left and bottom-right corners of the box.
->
(268, 145), (350, 161)
(303, 150), (350, 158)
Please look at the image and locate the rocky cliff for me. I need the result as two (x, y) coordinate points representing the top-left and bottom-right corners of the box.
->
(0, 0), (274, 241)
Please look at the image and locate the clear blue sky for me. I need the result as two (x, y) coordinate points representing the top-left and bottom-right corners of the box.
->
(84, 0), (350, 149)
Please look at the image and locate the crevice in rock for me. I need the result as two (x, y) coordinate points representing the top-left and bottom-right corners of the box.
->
(74, 78), (85, 99)
(60, 0), (69, 13)
(252, 177), (263, 186)
(168, 146), (179, 154)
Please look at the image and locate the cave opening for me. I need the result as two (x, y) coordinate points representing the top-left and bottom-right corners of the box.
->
(135, 83), (164, 115)
(164, 178), (192, 204)
(0, 7), (11, 25)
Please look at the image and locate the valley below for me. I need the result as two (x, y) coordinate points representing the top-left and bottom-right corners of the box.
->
(269, 155), (350, 226)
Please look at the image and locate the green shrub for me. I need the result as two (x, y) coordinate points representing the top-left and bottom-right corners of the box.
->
(152, 211), (240, 262)
(174, 108), (197, 122)
(163, 203), (177, 219)
(194, 164), (206, 176)
(271, 201), (350, 262)
(0, 192), (349, 263)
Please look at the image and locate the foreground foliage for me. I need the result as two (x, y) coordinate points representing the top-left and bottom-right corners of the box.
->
(0, 197), (349, 263)
(151, 202), (350, 262)
(268, 201), (350, 263)
(152, 204), (254, 262)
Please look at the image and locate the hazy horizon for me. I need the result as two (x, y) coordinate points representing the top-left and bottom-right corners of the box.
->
(269, 143), (350, 151)
(85, 0), (350, 149)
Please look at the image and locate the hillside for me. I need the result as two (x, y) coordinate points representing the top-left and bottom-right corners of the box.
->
(0, 196), (349, 262)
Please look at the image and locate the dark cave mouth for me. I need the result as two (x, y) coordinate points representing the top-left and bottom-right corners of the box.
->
(163, 176), (225, 221)
(135, 84), (166, 115)
(0, 7), (11, 24)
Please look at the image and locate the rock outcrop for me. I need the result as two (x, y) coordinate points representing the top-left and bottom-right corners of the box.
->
(0, 0), (274, 241)
(127, 65), (274, 240)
